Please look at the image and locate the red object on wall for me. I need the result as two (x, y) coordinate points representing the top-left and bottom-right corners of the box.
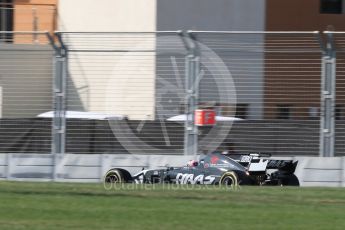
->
(195, 109), (216, 126)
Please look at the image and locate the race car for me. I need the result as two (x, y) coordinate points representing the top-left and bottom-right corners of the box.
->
(104, 152), (299, 186)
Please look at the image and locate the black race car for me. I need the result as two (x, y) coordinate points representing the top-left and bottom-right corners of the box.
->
(104, 152), (299, 186)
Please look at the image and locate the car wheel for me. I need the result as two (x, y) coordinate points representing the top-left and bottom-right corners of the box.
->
(104, 169), (123, 183)
(220, 172), (238, 186)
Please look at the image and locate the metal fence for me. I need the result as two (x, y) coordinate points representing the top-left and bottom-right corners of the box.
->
(0, 31), (344, 157)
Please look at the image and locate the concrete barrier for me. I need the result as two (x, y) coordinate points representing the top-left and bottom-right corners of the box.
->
(0, 153), (344, 187)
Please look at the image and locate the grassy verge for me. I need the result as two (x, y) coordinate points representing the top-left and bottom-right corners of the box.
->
(0, 181), (344, 230)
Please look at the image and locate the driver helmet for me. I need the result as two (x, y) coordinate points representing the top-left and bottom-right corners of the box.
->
(187, 160), (198, 167)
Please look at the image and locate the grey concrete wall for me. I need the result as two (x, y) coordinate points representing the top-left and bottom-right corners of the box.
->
(1, 153), (345, 187)
(0, 44), (53, 118)
(156, 0), (266, 119)
(156, 0), (266, 31)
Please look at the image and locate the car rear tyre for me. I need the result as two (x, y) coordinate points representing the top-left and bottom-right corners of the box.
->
(281, 174), (299, 186)
(104, 169), (123, 183)
(220, 172), (238, 186)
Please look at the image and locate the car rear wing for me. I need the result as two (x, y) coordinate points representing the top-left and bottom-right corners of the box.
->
(236, 153), (298, 174)
(266, 160), (298, 173)
(224, 152), (272, 158)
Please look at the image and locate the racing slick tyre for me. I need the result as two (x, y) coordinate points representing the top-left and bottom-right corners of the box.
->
(281, 174), (300, 186)
(104, 169), (124, 184)
(220, 171), (238, 187)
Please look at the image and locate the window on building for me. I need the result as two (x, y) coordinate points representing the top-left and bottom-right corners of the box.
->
(276, 104), (291, 119)
(0, 0), (13, 42)
(320, 0), (343, 14)
(235, 104), (248, 119)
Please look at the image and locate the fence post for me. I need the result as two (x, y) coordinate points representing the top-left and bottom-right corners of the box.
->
(6, 153), (12, 180)
(320, 31), (336, 157)
(181, 32), (200, 155)
(52, 33), (67, 155)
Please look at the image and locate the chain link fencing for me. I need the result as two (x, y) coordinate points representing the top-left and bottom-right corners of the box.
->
(0, 31), (344, 156)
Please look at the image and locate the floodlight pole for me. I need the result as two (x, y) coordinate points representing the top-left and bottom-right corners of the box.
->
(319, 31), (336, 157)
(181, 32), (200, 155)
(51, 33), (67, 155)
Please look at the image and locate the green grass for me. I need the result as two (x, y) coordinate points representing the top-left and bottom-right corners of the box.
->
(0, 181), (344, 230)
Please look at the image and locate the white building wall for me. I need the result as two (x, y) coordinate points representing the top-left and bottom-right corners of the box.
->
(58, 0), (157, 32)
(58, 0), (157, 120)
